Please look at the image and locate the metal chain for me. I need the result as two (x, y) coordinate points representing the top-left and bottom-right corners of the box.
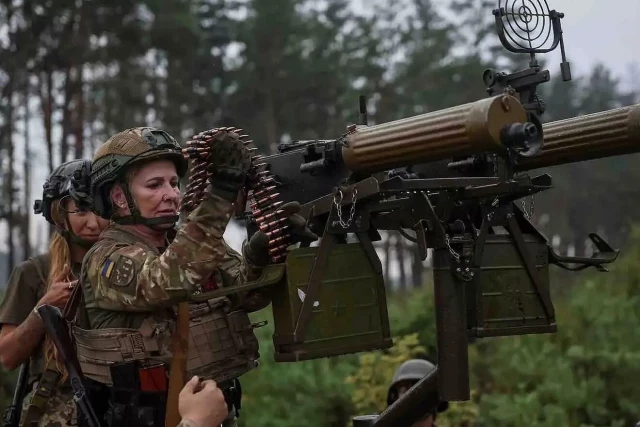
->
(491, 154), (500, 208)
(333, 188), (358, 228)
(444, 234), (461, 262)
(521, 195), (535, 220)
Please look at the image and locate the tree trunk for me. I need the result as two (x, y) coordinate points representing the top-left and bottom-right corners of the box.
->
(383, 231), (392, 290)
(38, 68), (55, 237)
(60, 66), (73, 164)
(264, 87), (278, 153)
(6, 80), (16, 275)
(40, 69), (54, 173)
(411, 242), (422, 288)
(73, 64), (85, 159)
(23, 79), (31, 259)
(395, 232), (406, 290)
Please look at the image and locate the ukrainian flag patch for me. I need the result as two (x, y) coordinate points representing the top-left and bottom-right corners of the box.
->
(101, 259), (115, 278)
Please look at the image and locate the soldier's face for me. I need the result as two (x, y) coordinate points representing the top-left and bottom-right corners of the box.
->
(127, 159), (181, 223)
(395, 381), (435, 427)
(64, 199), (109, 242)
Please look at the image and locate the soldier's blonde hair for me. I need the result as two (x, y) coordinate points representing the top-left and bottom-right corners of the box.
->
(43, 199), (72, 383)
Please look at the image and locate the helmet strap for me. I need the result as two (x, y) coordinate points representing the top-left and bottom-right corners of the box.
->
(58, 217), (94, 250)
(112, 181), (178, 231)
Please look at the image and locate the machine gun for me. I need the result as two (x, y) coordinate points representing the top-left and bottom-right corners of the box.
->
(178, 1), (639, 425)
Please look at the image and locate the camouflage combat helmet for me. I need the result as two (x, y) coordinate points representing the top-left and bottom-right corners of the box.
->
(387, 359), (449, 413)
(34, 159), (95, 247)
(90, 127), (187, 226)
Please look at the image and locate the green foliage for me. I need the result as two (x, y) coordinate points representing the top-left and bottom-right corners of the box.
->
(237, 309), (360, 427)
(345, 333), (426, 415)
(471, 227), (640, 426)
(236, 227), (640, 426)
(386, 286), (437, 358)
(350, 288), (480, 426)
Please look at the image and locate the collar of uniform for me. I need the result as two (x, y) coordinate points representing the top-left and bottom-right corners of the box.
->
(101, 223), (161, 255)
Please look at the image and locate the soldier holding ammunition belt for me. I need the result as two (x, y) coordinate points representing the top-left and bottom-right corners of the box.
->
(74, 127), (313, 427)
(0, 160), (110, 426)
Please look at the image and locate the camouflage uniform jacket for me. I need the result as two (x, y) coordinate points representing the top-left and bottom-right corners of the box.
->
(80, 191), (269, 341)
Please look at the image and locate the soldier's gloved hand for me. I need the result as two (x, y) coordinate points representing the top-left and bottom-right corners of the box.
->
(207, 130), (251, 202)
(244, 201), (318, 266)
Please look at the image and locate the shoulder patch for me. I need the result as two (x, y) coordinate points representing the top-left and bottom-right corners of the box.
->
(109, 256), (137, 288)
(101, 259), (115, 278)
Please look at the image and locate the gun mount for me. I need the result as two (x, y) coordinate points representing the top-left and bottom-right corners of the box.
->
(176, 1), (636, 426)
(218, 4), (640, 425)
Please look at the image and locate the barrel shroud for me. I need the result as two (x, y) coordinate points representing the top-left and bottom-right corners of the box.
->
(342, 95), (528, 172)
(517, 104), (640, 171)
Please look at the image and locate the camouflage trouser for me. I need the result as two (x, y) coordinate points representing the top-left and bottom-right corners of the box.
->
(20, 387), (77, 427)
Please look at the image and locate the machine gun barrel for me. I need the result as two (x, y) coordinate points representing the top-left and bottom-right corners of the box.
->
(516, 103), (640, 171)
(342, 94), (528, 173)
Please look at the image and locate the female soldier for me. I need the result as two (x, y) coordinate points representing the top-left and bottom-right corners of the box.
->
(0, 159), (109, 426)
(75, 127), (313, 427)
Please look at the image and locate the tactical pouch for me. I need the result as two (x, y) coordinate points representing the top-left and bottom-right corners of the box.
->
(105, 391), (166, 427)
(72, 319), (167, 386)
(105, 362), (167, 427)
(139, 364), (167, 392)
(186, 299), (263, 383)
(270, 243), (393, 362)
(19, 368), (60, 426)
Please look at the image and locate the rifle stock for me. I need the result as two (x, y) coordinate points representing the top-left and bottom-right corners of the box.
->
(36, 305), (102, 427)
(2, 362), (29, 427)
(370, 367), (440, 427)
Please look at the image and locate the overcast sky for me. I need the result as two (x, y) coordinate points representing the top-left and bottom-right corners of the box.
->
(6, 0), (640, 254)
(351, 0), (640, 90)
(528, 0), (640, 90)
